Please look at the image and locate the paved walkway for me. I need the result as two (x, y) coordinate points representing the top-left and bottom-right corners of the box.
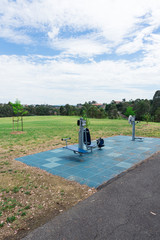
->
(16, 136), (160, 188)
(23, 152), (160, 240)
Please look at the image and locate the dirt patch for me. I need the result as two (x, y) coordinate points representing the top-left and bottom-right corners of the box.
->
(10, 131), (26, 135)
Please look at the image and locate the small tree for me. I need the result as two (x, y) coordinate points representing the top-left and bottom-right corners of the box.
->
(82, 109), (90, 128)
(143, 113), (151, 124)
(125, 106), (135, 117)
(10, 99), (27, 131)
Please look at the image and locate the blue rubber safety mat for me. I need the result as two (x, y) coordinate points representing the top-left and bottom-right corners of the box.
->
(16, 136), (160, 188)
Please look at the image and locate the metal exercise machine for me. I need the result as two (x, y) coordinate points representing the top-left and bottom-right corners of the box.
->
(128, 115), (143, 141)
(62, 118), (104, 154)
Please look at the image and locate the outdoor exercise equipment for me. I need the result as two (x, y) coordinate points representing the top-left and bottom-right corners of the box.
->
(62, 117), (104, 154)
(128, 115), (143, 141)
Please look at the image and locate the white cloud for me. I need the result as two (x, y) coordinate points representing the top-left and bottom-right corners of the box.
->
(0, 0), (160, 104)
(116, 25), (155, 55)
(1, 0), (160, 50)
(0, 27), (33, 44)
(50, 36), (111, 57)
(0, 54), (159, 104)
(48, 27), (59, 39)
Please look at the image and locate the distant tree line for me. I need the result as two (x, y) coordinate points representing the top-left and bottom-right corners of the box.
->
(0, 91), (160, 122)
(105, 90), (160, 122)
(0, 102), (106, 118)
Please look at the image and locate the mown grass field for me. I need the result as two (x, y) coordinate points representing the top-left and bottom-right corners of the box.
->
(1, 116), (159, 155)
(0, 116), (160, 239)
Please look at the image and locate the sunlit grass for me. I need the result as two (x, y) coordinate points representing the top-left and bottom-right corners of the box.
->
(0, 116), (160, 154)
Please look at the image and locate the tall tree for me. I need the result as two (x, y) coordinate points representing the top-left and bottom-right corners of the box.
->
(152, 90), (160, 116)
(133, 99), (150, 120)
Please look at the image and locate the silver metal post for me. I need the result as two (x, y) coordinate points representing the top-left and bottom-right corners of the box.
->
(132, 116), (135, 141)
(78, 118), (86, 150)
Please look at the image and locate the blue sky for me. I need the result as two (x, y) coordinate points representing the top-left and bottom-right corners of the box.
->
(0, 0), (160, 105)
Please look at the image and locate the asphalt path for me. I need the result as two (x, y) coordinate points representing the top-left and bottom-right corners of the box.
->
(22, 152), (160, 240)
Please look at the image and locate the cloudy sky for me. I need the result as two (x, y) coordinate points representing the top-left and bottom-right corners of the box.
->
(0, 0), (160, 105)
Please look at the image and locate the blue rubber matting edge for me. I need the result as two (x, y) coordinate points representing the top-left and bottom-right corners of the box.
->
(15, 136), (160, 188)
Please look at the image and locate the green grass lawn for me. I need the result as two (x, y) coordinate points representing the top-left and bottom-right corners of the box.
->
(0, 115), (160, 157)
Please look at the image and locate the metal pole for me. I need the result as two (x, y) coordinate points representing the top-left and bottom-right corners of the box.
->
(78, 118), (84, 150)
(132, 116), (135, 141)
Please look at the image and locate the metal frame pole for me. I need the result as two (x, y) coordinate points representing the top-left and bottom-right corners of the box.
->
(132, 116), (135, 141)
(78, 118), (84, 150)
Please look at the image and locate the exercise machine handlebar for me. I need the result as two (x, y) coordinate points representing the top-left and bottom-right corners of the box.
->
(61, 138), (71, 141)
(61, 138), (71, 147)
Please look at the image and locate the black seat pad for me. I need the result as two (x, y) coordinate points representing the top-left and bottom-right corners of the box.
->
(83, 128), (91, 145)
